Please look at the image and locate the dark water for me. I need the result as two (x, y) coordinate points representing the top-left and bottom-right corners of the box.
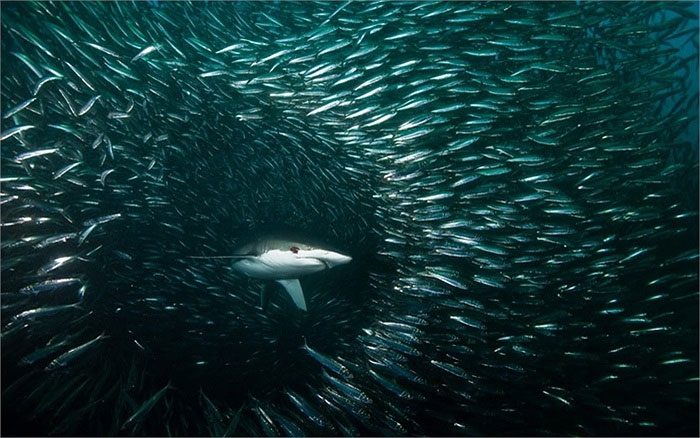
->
(1, 2), (698, 437)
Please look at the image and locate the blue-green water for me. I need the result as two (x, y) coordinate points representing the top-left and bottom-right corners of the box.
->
(1, 2), (698, 436)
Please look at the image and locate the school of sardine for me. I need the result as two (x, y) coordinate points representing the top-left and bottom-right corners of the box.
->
(1, 1), (698, 436)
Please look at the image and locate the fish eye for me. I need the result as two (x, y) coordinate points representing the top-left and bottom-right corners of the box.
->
(289, 246), (299, 254)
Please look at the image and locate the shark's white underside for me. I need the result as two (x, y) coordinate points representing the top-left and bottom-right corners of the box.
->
(232, 249), (328, 280)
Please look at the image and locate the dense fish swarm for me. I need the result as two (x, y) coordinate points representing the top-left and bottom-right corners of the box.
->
(1, 1), (698, 436)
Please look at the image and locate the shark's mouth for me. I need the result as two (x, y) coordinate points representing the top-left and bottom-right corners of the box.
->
(315, 258), (331, 270)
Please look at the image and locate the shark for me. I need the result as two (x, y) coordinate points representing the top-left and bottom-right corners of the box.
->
(191, 236), (352, 311)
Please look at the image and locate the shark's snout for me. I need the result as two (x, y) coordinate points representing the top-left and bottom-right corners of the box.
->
(322, 251), (352, 267)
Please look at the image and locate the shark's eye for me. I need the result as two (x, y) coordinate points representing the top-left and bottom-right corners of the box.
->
(289, 246), (299, 254)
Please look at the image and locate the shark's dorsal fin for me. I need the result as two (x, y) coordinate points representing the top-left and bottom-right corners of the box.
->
(275, 279), (306, 311)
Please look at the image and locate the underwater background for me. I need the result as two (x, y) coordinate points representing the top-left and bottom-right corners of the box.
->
(1, 1), (698, 436)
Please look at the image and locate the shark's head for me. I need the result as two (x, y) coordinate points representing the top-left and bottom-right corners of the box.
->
(290, 246), (353, 269)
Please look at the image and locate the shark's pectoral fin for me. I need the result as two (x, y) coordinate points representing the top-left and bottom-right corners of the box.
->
(275, 279), (306, 311)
